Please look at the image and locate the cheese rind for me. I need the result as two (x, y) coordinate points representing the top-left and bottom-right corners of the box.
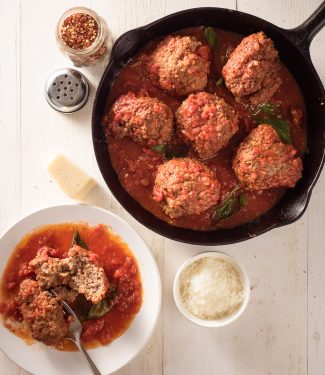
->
(48, 154), (97, 200)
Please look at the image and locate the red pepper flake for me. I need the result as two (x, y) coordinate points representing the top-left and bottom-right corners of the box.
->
(60, 13), (98, 50)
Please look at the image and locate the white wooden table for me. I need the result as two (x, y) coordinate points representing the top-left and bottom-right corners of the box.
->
(0, 0), (324, 374)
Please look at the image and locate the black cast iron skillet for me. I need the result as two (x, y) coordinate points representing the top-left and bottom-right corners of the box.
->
(92, 3), (325, 245)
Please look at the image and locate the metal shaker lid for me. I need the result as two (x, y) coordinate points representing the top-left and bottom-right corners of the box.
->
(45, 68), (89, 113)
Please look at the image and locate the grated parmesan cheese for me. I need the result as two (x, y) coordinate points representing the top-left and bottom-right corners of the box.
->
(179, 257), (244, 320)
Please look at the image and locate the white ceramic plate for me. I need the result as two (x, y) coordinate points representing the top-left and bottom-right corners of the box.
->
(0, 204), (161, 375)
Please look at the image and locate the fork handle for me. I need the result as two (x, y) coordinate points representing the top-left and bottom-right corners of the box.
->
(74, 337), (102, 375)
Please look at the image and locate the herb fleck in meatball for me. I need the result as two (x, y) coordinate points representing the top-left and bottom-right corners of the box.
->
(106, 92), (173, 147)
(176, 92), (239, 159)
(222, 32), (282, 105)
(148, 35), (211, 96)
(153, 158), (220, 218)
(233, 124), (303, 190)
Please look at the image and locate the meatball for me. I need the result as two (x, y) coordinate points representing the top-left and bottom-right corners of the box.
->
(153, 158), (220, 218)
(68, 246), (109, 304)
(148, 35), (210, 96)
(233, 124), (303, 190)
(52, 286), (78, 305)
(17, 279), (69, 346)
(106, 92), (173, 147)
(29, 246), (71, 289)
(222, 32), (282, 105)
(30, 245), (109, 304)
(176, 92), (239, 159)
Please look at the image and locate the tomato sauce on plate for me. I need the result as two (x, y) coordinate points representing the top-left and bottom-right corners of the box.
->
(0, 223), (142, 351)
(104, 27), (307, 231)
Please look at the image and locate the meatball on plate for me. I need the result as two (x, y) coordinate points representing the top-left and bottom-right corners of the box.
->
(0, 205), (161, 375)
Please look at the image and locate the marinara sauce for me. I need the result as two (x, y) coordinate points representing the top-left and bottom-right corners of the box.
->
(104, 27), (307, 231)
(0, 223), (142, 351)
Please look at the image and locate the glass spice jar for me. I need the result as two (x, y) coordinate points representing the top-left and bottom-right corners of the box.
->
(56, 7), (113, 67)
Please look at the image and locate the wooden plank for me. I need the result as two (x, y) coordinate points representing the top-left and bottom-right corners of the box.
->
(306, 2), (325, 374)
(0, 0), (21, 231)
(0, 1), (27, 373)
(237, 0), (309, 28)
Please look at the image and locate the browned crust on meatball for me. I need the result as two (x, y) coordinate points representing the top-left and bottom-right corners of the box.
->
(233, 124), (303, 190)
(29, 246), (71, 289)
(106, 92), (173, 147)
(222, 32), (282, 105)
(52, 286), (78, 305)
(176, 92), (239, 159)
(148, 35), (210, 96)
(153, 158), (220, 218)
(17, 279), (69, 346)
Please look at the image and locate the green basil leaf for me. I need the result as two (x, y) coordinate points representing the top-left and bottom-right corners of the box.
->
(150, 144), (167, 154)
(107, 284), (116, 299)
(213, 187), (240, 222)
(263, 117), (292, 144)
(252, 102), (292, 144)
(87, 299), (111, 319)
(257, 103), (279, 116)
(204, 27), (218, 49)
(213, 199), (236, 221)
(239, 194), (248, 208)
(216, 77), (224, 87)
(71, 229), (89, 250)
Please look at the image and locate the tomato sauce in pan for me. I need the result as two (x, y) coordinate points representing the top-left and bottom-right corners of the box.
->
(104, 27), (307, 231)
(0, 223), (142, 351)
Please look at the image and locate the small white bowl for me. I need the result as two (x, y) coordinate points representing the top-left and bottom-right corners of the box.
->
(173, 251), (250, 327)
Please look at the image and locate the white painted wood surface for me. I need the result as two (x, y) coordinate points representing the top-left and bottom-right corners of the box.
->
(0, 0), (324, 374)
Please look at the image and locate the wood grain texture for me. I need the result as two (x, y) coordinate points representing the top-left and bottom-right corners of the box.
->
(0, 0), (324, 374)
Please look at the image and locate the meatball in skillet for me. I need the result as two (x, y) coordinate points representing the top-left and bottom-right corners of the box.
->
(222, 32), (282, 105)
(106, 92), (173, 147)
(176, 92), (239, 159)
(233, 124), (303, 190)
(153, 158), (220, 219)
(147, 35), (211, 96)
(17, 279), (69, 346)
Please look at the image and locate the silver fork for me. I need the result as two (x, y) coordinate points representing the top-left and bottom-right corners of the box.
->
(51, 291), (101, 375)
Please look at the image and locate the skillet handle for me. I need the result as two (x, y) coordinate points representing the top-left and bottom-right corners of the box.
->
(288, 1), (325, 51)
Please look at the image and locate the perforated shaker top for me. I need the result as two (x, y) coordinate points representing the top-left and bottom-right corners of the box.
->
(45, 68), (89, 113)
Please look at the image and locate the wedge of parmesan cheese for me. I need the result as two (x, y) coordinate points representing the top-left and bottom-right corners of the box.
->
(48, 154), (96, 200)
(179, 257), (244, 320)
